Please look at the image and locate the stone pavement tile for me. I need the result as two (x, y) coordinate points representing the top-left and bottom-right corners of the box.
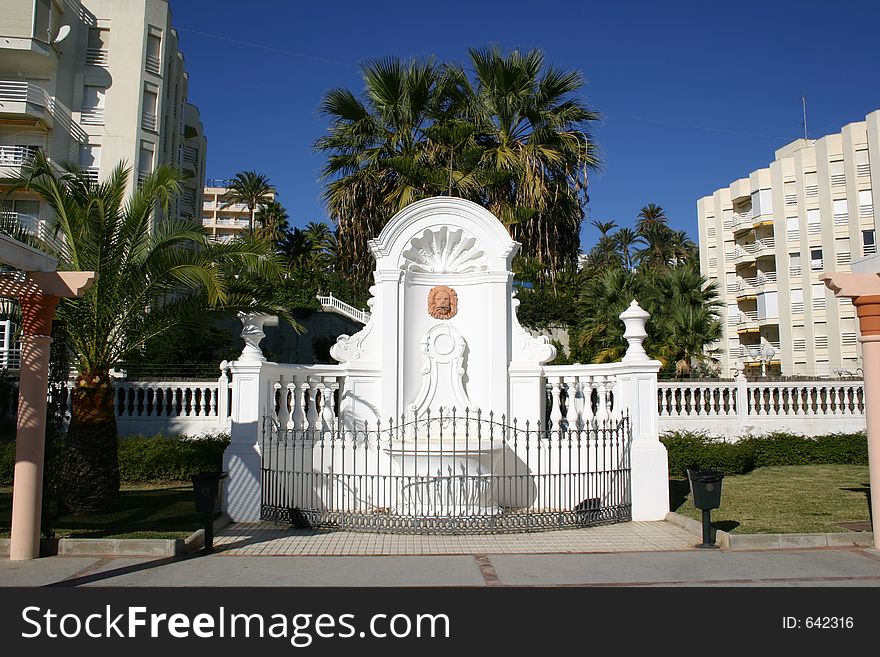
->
(209, 520), (698, 556)
(0, 556), (104, 587)
(488, 550), (880, 586)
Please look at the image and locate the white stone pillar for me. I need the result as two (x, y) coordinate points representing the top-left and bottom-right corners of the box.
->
(617, 301), (668, 521)
(222, 313), (272, 522)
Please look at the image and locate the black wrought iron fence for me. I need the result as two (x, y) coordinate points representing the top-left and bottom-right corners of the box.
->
(260, 411), (631, 534)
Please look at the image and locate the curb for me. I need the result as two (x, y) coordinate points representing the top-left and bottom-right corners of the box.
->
(665, 512), (875, 550)
(1, 514), (232, 558)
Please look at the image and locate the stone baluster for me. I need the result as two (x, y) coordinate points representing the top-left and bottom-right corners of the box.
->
(291, 376), (305, 431)
(549, 377), (563, 430)
(563, 376), (577, 430)
(286, 381), (296, 430)
(321, 378), (337, 431)
(273, 379), (286, 428)
(572, 379), (586, 430)
(596, 377), (610, 422)
(305, 378), (320, 433)
(658, 388), (669, 417)
(707, 387), (717, 417)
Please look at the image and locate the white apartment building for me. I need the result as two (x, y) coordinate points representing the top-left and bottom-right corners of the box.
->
(201, 179), (276, 243)
(0, 0), (206, 370)
(0, 0), (207, 237)
(698, 109), (880, 377)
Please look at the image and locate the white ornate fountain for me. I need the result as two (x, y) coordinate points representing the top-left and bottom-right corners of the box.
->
(222, 197), (670, 527)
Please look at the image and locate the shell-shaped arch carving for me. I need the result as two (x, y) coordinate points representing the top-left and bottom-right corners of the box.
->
(400, 227), (488, 273)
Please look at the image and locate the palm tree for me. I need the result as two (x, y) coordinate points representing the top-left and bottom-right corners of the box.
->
(469, 47), (601, 282)
(304, 221), (338, 267)
(644, 265), (722, 376)
(315, 49), (603, 287)
(316, 57), (450, 283)
(575, 268), (642, 362)
(614, 227), (643, 271)
(10, 153), (290, 512)
(636, 203), (668, 234)
(254, 200), (289, 246)
(223, 171), (275, 231)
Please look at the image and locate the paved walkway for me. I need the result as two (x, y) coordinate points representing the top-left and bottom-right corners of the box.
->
(3, 520), (880, 587)
(212, 520), (697, 555)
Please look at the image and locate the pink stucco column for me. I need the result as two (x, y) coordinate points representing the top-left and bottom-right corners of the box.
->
(9, 294), (59, 561)
(854, 295), (880, 548)
(821, 273), (880, 549)
(0, 271), (96, 561)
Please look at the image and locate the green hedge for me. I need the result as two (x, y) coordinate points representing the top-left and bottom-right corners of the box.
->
(118, 433), (230, 482)
(0, 433), (230, 486)
(661, 430), (869, 477)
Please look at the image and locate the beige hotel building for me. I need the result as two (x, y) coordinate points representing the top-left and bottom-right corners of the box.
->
(201, 179), (276, 243)
(698, 109), (880, 377)
(0, 0), (207, 237)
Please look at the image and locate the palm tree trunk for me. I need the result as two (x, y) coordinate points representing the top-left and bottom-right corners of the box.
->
(60, 371), (120, 513)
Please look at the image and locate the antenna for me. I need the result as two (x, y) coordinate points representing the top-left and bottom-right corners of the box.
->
(801, 94), (808, 141)
(53, 25), (71, 44)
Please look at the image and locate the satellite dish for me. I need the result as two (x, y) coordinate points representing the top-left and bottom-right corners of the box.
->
(53, 25), (71, 44)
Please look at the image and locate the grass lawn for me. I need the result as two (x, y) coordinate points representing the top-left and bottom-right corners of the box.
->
(0, 482), (203, 539)
(671, 464), (872, 534)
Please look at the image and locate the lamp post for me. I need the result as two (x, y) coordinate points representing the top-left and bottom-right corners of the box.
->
(748, 344), (776, 378)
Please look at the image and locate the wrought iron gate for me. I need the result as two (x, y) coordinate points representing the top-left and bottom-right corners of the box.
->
(260, 411), (631, 534)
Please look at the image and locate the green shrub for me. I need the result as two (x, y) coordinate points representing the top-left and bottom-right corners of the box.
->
(661, 430), (868, 477)
(118, 433), (230, 483)
(660, 431), (755, 477)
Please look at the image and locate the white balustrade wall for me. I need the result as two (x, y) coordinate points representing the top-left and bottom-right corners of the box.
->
(657, 377), (866, 439)
(541, 364), (623, 429)
(260, 362), (346, 433)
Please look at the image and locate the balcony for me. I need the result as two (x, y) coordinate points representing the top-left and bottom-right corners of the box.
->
(80, 107), (105, 125)
(0, 145), (40, 174)
(142, 112), (158, 132)
(0, 81), (52, 129)
(732, 244), (757, 263)
(181, 146), (199, 172)
(754, 237), (775, 254)
(86, 48), (109, 67)
(0, 211), (41, 235)
(756, 271), (777, 287)
(145, 55), (161, 76)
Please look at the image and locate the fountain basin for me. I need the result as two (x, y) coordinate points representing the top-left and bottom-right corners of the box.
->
(384, 437), (504, 516)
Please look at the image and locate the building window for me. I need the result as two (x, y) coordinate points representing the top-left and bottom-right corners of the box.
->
(859, 190), (874, 218)
(86, 27), (110, 66)
(804, 172), (819, 197)
(142, 86), (158, 132)
(807, 208), (821, 234)
(856, 150), (870, 177)
(829, 160), (845, 186)
(81, 85), (105, 125)
(138, 141), (154, 186)
(78, 144), (101, 181)
(810, 248), (823, 270)
(146, 28), (162, 75)
(864, 230), (876, 256)
(833, 199), (848, 225)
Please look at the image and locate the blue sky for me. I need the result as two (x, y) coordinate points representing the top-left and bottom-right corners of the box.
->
(169, 0), (880, 249)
